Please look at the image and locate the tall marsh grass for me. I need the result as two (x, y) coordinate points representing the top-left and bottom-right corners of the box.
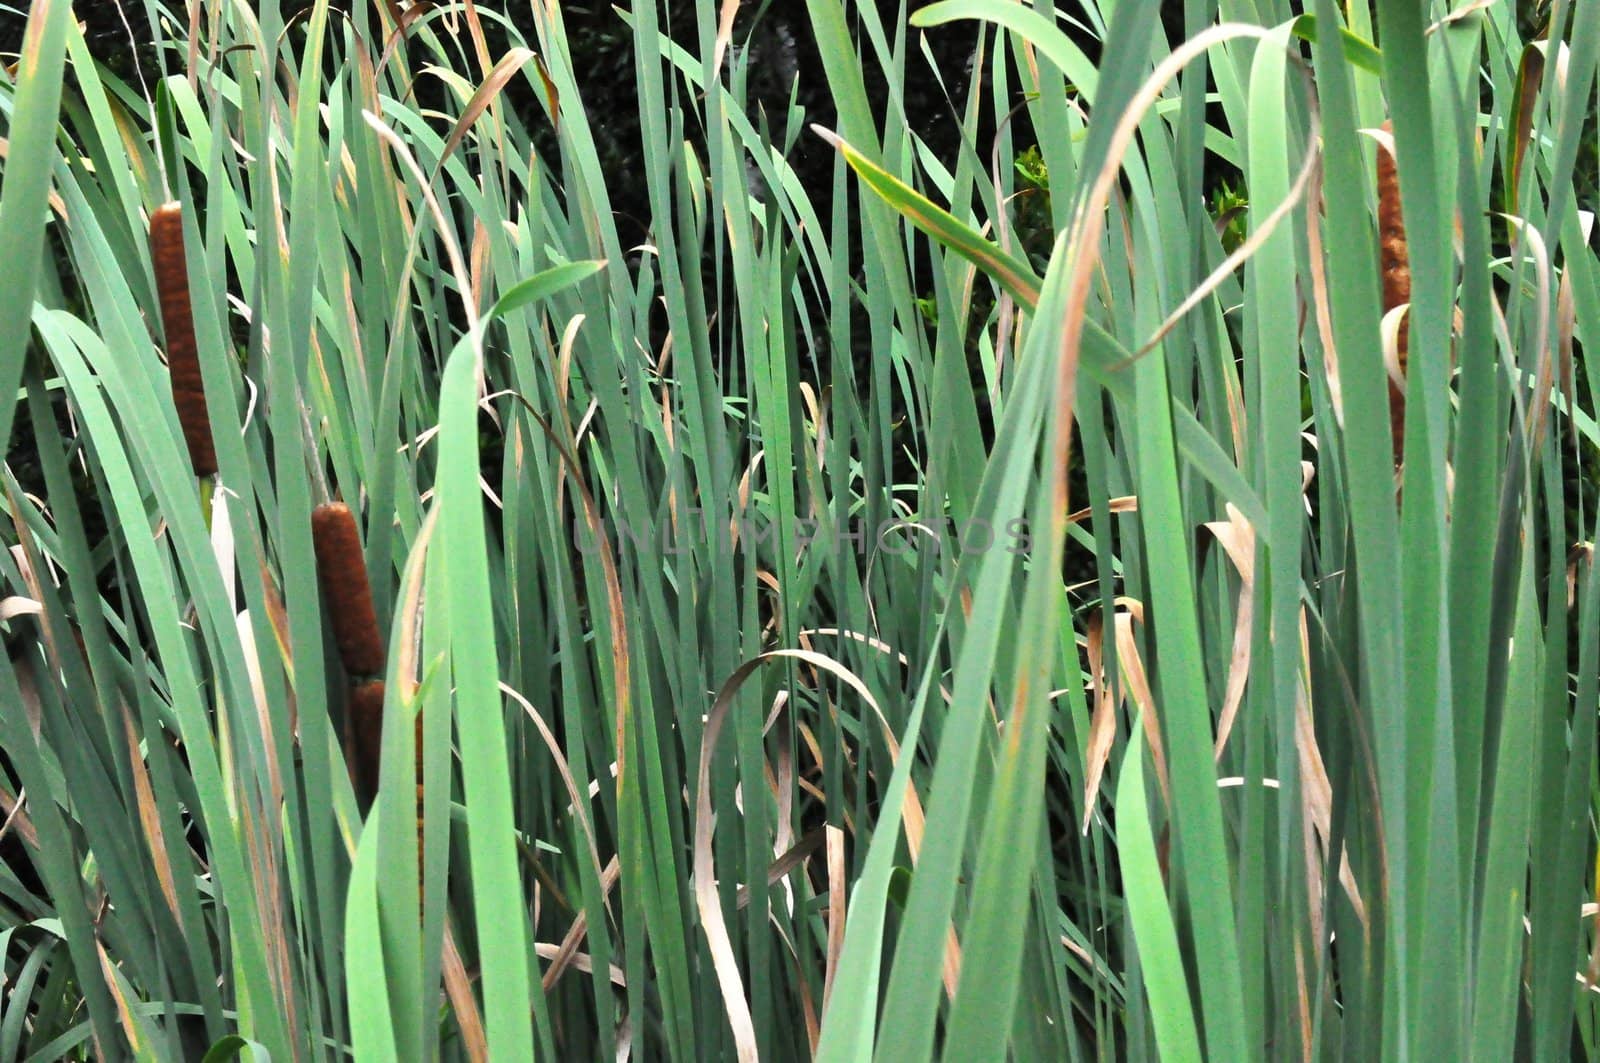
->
(0, 0), (1597, 1059)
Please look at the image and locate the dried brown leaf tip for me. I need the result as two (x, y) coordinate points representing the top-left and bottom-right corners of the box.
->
(311, 502), (386, 677)
(149, 202), (217, 478)
(1375, 122), (1410, 463)
(344, 680), (386, 812)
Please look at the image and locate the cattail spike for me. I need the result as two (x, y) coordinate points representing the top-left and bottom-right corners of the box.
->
(345, 679), (386, 812)
(346, 683), (428, 898)
(311, 502), (386, 677)
(149, 202), (218, 478)
(1375, 122), (1410, 464)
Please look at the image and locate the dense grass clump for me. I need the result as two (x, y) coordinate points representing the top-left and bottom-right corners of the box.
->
(1, 2), (1597, 1061)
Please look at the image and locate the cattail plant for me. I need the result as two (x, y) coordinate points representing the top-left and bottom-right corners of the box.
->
(313, 502), (406, 826)
(343, 681), (427, 882)
(345, 679), (386, 811)
(11, 3), (1595, 1059)
(1375, 121), (1410, 463)
(149, 202), (218, 478)
(310, 501), (385, 677)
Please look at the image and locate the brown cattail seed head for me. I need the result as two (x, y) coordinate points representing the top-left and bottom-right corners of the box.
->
(149, 202), (217, 478)
(311, 502), (386, 677)
(1375, 123), (1411, 316)
(345, 679), (386, 812)
(1375, 123), (1410, 462)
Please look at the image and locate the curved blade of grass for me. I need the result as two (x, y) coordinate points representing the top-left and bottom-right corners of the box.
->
(940, 571), (1070, 1060)
(488, 260), (605, 321)
(1117, 726), (1204, 1063)
(1508, 42), (1545, 209)
(346, 804), (399, 1061)
(1287, 15), (1385, 76)
(1469, 548), (1542, 1060)
(814, 227), (1069, 1062)
(1308, 2), (1412, 1044)
(0, 0), (73, 451)
(909, 0), (1099, 99)
(435, 333), (541, 1059)
(811, 126), (1043, 311)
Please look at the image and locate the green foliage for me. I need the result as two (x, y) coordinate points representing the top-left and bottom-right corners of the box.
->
(0, 1), (1597, 1061)
(1014, 143), (1050, 193)
(1209, 178), (1250, 255)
